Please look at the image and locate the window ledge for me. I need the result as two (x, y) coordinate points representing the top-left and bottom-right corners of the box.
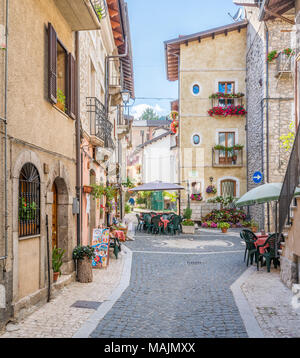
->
(53, 104), (71, 119)
(19, 234), (41, 241)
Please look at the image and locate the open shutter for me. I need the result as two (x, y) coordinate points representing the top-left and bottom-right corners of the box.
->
(48, 23), (57, 104)
(67, 53), (76, 120)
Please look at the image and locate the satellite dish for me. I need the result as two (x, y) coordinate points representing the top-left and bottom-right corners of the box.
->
(228, 7), (244, 22)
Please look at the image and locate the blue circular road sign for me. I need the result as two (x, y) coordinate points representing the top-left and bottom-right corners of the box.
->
(253, 171), (263, 184)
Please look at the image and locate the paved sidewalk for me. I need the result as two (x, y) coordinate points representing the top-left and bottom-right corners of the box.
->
(241, 266), (300, 338)
(0, 251), (125, 338)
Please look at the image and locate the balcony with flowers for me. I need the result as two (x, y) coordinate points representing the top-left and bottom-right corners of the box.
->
(208, 104), (247, 118)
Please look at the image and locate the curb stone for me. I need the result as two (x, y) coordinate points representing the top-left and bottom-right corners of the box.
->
(72, 245), (133, 338)
(230, 266), (264, 338)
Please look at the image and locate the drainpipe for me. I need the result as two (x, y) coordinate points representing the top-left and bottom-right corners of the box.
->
(265, 22), (270, 232)
(75, 31), (81, 246)
(0, 0), (9, 263)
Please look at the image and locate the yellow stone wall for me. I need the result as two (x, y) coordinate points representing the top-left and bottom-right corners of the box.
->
(179, 28), (247, 210)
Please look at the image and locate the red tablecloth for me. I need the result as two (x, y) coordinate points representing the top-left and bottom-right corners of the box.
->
(254, 235), (269, 254)
(114, 230), (126, 242)
(160, 219), (169, 230)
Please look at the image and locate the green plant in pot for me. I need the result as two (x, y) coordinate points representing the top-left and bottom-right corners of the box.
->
(218, 222), (230, 233)
(182, 208), (195, 234)
(250, 219), (259, 233)
(52, 246), (65, 282)
(57, 88), (66, 112)
(73, 246), (96, 283)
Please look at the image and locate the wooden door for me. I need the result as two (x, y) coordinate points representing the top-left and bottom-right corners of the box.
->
(52, 183), (58, 249)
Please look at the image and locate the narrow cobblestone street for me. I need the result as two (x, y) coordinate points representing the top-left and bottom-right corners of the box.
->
(90, 230), (249, 338)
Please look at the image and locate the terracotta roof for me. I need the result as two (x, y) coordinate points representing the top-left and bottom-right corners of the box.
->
(164, 20), (248, 82)
(107, 0), (135, 97)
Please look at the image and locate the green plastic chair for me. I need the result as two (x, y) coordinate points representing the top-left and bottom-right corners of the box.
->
(256, 233), (279, 272)
(143, 214), (153, 233)
(167, 215), (182, 235)
(136, 214), (144, 232)
(151, 215), (163, 235)
(240, 230), (258, 266)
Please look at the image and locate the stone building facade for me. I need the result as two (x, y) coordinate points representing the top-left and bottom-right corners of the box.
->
(0, 0), (108, 329)
(236, 1), (295, 231)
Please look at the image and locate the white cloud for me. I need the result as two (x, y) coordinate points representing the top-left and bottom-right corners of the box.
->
(131, 104), (168, 120)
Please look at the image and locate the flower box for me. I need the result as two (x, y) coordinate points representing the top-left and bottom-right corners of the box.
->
(182, 225), (195, 234)
(208, 105), (247, 117)
(83, 185), (93, 194)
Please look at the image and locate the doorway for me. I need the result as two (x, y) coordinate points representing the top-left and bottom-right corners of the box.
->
(52, 182), (58, 249)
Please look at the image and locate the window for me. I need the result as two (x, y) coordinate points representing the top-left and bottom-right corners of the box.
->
(19, 163), (40, 237)
(221, 179), (236, 197)
(192, 84), (200, 95)
(218, 132), (235, 164)
(218, 82), (235, 106)
(192, 134), (201, 146)
(48, 23), (76, 119)
(191, 181), (201, 195)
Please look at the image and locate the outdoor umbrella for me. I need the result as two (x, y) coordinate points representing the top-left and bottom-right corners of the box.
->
(129, 181), (184, 192)
(235, 182), (300, 207)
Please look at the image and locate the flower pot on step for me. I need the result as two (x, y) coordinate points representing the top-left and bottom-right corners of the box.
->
(53, 272), (60, 283)
(77, 256), (93, 283)
(182, 225), (195, 234)
(221, 228), (228, 233)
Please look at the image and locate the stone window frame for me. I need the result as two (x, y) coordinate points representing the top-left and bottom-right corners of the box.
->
(217, 176), (240, 197)
(191, 132), (202, 146)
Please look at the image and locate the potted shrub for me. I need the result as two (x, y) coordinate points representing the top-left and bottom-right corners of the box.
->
(182, 219), (195, 234)
(52, 246), (65, 283)
(218, 222), (230, 233)
(73, 246), (96, 283)
(250, 220), (259, 233)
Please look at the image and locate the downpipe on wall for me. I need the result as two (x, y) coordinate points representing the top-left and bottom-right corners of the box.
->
(0, 0), (9, 264)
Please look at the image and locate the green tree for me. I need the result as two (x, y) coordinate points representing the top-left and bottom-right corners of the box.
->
(139, 107), (159, 121)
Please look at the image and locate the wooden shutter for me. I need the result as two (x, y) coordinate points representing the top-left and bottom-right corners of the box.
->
(67, 53), (76, 120)
(48, 23), (57, 104)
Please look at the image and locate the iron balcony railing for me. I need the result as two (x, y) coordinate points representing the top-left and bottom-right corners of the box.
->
(212, 148), (243, 167)
(86, 97), (114, 149)
(278, 123), (300, 233)
(276, 51), (295, 77)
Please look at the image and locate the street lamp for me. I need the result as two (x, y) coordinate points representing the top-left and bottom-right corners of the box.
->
(121, 89), (130, 106)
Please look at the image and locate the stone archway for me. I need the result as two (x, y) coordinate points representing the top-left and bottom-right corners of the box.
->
(53, 177), (69, 259)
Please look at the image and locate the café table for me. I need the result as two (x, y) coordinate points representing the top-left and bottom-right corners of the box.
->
(254, 234), (269, 254)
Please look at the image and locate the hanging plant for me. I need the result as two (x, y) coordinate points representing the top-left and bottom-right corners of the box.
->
(209, 92), (244, 99)
(267, 50), (278, 63)
(170, 111), (179, 120)
(206, 185), (217, 195)
(170, 120), (179, 134)
(283, 48), (294, 56)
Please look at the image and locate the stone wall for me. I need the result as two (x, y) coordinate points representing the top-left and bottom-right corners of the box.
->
(245, 7), (294, 231)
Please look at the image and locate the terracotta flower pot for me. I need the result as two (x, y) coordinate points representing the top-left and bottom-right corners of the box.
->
(56, 101), (65, 112)
(251, 226), (258, 233)
(221, 228), (228, 233)
(83, 185), (93, 194)
(53, 272), (60, 283)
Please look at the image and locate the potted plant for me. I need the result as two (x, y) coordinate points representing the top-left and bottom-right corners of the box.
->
(52, 246), (65, 283)
(267, 50), (278, 63)
(83, 185), (93, 194)
(218, 222), (230, 233)
(250, 220), (259, 233)
(57, 88), (66, 112)
(73, 246), (96, 283)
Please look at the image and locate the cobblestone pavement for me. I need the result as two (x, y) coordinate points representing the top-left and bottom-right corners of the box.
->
(90, 230), (249, 338)
(0, 251), (125, 338)
(241, 266), (300, 338)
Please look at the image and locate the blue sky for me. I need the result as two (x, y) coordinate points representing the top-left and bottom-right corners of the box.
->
(126, 0), (242, 119)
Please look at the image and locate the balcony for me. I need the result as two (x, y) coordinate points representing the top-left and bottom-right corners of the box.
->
(54, 0), (100, 31)
(212, 148), (243, 168)
(86, 97), (114, 148)
(276, 51), (295, 78)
